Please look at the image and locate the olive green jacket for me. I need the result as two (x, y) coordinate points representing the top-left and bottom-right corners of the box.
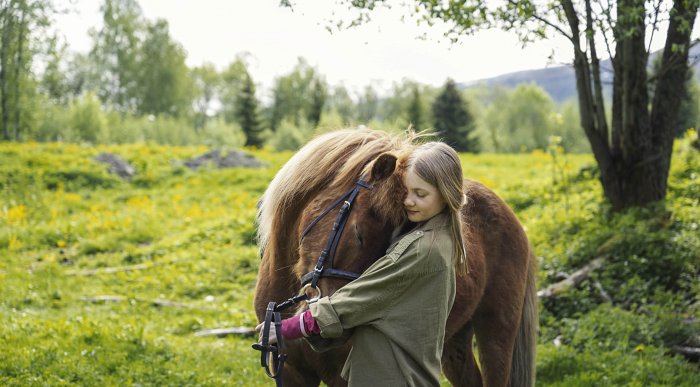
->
(309, 213), (456, 386)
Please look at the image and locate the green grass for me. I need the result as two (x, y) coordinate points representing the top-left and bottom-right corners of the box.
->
(1, 132), (698, 386)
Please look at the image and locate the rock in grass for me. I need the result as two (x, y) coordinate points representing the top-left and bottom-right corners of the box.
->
(94, 152), (136, 181)
(184, 149), (266, 170)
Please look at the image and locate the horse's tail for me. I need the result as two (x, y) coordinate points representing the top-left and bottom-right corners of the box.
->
(510, 251), (538, 387)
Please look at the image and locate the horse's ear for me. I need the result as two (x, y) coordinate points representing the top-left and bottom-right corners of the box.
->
(369, 153), (397, 182)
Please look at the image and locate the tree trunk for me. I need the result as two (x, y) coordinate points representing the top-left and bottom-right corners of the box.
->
(648, 0), (698, 198)
(571, 0), (698, 211)
(12, 3), (24, 141)
(0, 1), (11, 141)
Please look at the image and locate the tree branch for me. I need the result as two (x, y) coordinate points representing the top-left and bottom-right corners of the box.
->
(80, 294), (204, 309)
(506, 0), (574, 42)
(67, 261), (172, 276)
(195, 327), (256, 338)
(587, 0), (610, 145)
(538, 257), (605, 298)
(647, 0), (663, 55)
(595, 0), (617, 71)
(670, 345), (700, 362)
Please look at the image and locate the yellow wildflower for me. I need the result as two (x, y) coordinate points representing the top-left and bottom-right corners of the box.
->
(5, 205), (27, 224)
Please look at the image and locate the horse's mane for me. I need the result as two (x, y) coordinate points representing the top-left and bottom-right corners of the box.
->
(257, 128), (416, 262)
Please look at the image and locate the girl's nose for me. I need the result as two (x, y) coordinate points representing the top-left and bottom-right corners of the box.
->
(404, 195), (413, 207)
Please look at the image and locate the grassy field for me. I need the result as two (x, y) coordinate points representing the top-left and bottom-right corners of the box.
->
(1, 133), (698, 386)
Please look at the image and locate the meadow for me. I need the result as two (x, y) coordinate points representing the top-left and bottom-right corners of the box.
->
(1, 131), (698, 386)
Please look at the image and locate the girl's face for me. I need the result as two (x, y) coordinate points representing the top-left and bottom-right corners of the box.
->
(403, 167), (446, 223)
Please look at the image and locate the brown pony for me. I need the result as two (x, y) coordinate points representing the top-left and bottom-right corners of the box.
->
(254, 128), (537, 386)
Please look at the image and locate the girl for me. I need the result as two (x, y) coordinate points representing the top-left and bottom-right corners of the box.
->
(258, 141), (467, 386)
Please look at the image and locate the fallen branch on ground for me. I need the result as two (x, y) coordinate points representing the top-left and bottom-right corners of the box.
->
(195, 327), (256, 338)
(67, 262), (166, 276)
(538, 257), (605, 299)
(592, 281), (612, 303)
(80, 295), (201, 309)
(670, 345), (700, 362)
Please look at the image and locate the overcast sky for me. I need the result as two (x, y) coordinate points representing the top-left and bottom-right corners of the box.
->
(53, 0), (674, 98)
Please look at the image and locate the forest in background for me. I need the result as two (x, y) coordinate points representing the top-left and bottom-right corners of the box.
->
(3, 0), (699, 155)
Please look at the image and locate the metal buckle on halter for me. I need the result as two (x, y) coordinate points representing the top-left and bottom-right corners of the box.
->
(301, 283), (322, 304)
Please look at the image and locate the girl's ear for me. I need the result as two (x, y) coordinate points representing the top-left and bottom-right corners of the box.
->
(369, 153), (397, 182)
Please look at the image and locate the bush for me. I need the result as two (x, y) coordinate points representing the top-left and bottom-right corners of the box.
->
(538, 304), (699, 386)
(197, 118), (246, 147)
(267, 118), (311, 151)
(27, 97), (72, 142)
(68, 92), (108, 143)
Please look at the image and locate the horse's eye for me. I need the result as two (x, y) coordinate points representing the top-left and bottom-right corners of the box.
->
(354, 223), (364, 246)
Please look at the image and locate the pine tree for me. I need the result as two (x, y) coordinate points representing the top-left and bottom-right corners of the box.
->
(432, 78), (479, 152)
(236, 73), (264, 147)
(307, 78), (326, 128)
(407, 85), (423, 131)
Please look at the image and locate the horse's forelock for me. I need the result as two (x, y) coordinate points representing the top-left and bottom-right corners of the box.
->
(257, 129), (415, 257)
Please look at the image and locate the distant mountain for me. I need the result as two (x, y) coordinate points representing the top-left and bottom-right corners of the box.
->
(464, 45), (700, 103)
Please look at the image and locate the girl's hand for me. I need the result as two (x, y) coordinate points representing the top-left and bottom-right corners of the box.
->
(255, 322), (278, 345)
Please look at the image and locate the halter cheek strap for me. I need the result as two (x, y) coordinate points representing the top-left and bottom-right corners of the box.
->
(300, 179), (372, 291)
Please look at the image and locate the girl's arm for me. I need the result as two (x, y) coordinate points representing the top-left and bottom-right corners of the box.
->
(281, 309), (319, 340)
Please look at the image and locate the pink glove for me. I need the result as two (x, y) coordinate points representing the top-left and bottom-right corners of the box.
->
(281, 309), (320, 340)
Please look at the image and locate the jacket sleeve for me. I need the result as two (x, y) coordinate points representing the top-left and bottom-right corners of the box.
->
(309, 230), (427, 338)
(303, 329), (353, 352)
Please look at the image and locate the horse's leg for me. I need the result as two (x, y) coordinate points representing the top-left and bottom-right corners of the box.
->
(281, 341), (351, 387)
(324, 374), (348, 387)
(473, 283), (525, 387)
(281, 365), (321, 387)
(442, 322), (482, 387)
(282, 350), (322, 387)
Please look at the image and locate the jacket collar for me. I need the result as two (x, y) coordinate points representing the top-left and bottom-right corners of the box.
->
(415, 211), (449, 232)
(388, 211), (449, 250)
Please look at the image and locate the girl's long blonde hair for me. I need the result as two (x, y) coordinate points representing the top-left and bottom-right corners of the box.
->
(406, 142), (468, 275)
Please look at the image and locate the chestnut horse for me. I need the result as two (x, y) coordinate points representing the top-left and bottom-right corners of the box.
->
(255, 128), (537, 386)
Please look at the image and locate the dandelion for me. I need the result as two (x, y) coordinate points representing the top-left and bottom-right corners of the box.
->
(127, 196), (153, 213)
(5, 205), (27, 224)
(63, 193), (81, 203)
(186, 204), (204, 219)
(8, 235), (22, 250)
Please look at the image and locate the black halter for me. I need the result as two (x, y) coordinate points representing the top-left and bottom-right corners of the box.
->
(253, 178), (372, 385)
(299, 178), (373, 291)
